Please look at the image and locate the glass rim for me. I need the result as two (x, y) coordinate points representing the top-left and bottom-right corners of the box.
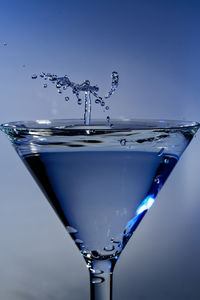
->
(0, 118), (199, 131)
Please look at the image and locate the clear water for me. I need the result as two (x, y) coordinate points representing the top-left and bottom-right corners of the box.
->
(2, 119), (198, 262)
(22, 150), (177, 261)
(32, 71), (119, 125)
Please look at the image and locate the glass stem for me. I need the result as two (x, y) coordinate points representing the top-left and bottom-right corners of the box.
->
(89, 259), (116, 300)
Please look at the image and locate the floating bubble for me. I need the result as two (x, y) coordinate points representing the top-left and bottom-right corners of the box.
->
(43, 83), (47, 88)
(105, 106), (109, 110)
(78, 99), (82, 105)
(65, 96), (69, 101)
(31, 74), (37, 79)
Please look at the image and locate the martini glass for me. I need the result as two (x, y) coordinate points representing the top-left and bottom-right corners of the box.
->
(0, 119), (199, 300)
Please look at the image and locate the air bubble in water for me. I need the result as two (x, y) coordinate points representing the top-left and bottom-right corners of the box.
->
(43, 83), (47, 88)
(110, 238), (121, 246)
(105, 106), (109, 110)
(78, 99), (82, 105)
(65, 96), (69, 101)
(75, 239), (83, 244)
(106, 116), (110, 122)
(101, 101), (105, 107)
(91, 269), (104, 275)
(91, 277), (104, 284)
(104, 245), (115, 251)
(120, 139), (126, 146)
(66, 226), (78, 234)
(58, 89), (62, 94)
(31, 74), (37, 79)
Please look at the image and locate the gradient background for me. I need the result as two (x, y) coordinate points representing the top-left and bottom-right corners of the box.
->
(0, 0), (200, 299)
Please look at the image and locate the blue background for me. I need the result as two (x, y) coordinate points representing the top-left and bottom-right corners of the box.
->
(0, 0), (200, 299)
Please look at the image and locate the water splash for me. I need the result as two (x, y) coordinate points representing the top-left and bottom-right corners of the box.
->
(32, 71), (119, 125)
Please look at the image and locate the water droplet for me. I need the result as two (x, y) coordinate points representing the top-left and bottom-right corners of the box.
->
(43, 83), (47, 88)
(106, 116), (110, 122)
(95, 99), (101, 104)
(66, 226), (78, 234)
(31, 70), (119, 124)
(91, 277), (104, 284)
(75, 239), (83, 244)
(65, 96), (69, 101)
(120, 139), (126, 146)
(84, 80), (90, 85)
(31, 74), (37, 79)
(104, 245), (115, 251)
(158, 148), (164, 156)
(112, 71), (118, 78)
